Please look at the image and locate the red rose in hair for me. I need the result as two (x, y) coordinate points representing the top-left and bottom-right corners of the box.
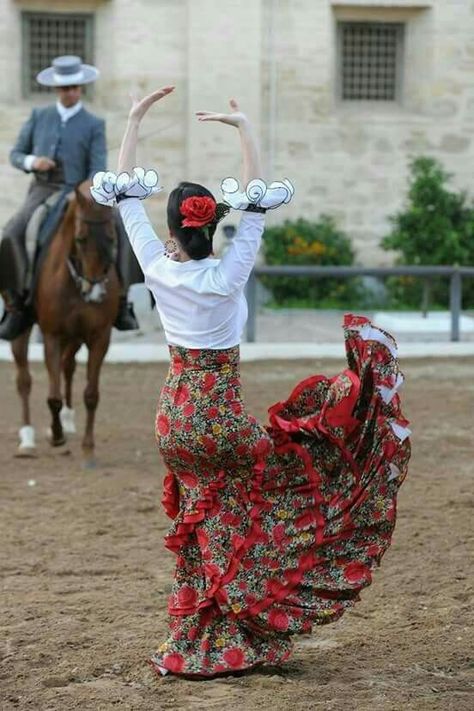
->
(180, 196), (216, 227)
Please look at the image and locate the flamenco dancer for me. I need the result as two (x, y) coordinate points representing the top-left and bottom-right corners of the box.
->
(91, 86), (411, 679)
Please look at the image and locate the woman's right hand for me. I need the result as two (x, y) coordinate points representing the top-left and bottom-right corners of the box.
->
(128, 85), (175, 124)
(196, 99), (249, 129)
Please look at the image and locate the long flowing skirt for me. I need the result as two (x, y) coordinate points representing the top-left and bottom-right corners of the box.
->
(149, 315), (411, 677)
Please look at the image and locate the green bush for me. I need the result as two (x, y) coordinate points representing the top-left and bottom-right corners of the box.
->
(261, 216), (366, 307)
(382, 156), (474, 308)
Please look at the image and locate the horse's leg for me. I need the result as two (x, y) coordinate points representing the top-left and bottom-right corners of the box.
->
(11, 327), (36, 456)
(60, 341), (81, 434)
(43, 333), (65, 446)
(82, 332), (110, 466)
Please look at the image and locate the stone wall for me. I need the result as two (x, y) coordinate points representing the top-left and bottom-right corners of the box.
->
(0, 0), (473, 264)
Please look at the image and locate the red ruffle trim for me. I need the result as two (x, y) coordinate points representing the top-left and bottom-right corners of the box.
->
(164, 472), (226, 554)
(162, 470), (180, 520)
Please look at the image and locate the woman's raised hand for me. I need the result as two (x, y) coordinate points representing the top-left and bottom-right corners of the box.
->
(128, 86), (175, 123)
(196, 99), (248, 128)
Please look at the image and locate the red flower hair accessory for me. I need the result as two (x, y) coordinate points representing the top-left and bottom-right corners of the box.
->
(180, 196), (217, 228)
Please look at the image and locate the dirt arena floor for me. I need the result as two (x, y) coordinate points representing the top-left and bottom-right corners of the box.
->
(1, 356), (473, 711)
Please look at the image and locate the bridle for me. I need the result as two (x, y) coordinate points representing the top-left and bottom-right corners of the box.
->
(68, 216), (116, 303)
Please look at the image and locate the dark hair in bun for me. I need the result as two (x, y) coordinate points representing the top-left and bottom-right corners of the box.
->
(167, 182), (229, 260)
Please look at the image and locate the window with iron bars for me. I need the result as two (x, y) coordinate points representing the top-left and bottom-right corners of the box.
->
(338, 22), (404, 102)
(21, 12), (94, 98)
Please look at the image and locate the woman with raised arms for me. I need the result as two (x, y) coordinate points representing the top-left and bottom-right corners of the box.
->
(91, 86), (410, 679)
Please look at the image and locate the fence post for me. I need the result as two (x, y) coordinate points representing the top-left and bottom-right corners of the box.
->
(421, 279), (430, 318)
(449, 269), (461, 342)
(246, 270), (257, 343)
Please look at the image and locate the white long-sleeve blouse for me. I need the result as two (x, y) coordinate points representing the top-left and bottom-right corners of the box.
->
(118, 198), (265, 349)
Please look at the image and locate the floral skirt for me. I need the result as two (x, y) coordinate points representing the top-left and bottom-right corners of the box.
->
(149, 314), (411, 677)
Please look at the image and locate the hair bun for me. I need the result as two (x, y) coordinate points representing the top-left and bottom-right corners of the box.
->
(183, 229), (212, 260)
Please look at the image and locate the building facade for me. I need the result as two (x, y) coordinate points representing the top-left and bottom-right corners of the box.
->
(0, 0), (473, 263)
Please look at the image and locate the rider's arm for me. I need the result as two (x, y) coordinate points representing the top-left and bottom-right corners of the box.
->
(87, 118), (107, 177)
(10, 109), (37, 173)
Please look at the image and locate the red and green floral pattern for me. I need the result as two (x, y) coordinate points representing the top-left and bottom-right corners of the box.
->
(149, 314), (411, 677)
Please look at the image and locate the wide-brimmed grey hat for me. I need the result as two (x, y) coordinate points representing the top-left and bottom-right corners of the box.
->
(36, 55), (99, 87)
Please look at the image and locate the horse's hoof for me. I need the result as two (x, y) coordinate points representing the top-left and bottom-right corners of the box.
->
(15, 446), (37, 459)
(45, 426), (66, 447)
(82, 457), (97, 470)
(52, 438), (67, 448)
(17, 426), (37, 457)
(60, 406), (76, 435)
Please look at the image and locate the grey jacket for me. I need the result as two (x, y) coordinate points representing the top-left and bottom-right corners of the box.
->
(10, 104), (107, 188)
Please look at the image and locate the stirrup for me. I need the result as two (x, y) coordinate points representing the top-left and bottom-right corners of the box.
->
(114, 300), (139, 331)
(0, 302), (34, 341)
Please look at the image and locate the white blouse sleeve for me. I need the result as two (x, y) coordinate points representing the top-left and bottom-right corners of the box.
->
(118, 198), (165, 273)
(217, 212), (265, 293)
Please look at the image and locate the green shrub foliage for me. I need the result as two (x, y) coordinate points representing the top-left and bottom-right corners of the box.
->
(382, 157), (474, 307)
(261, 216), (364, 307)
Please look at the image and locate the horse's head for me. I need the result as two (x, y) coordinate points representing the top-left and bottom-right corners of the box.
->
(71, 182), (118, 302)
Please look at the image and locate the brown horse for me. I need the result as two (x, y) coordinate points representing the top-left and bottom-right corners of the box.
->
(11, 181), (120, 465)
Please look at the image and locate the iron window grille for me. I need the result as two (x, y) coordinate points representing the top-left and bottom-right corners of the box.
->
(22, 12), (94, 98)
(338, 22), (404, 102)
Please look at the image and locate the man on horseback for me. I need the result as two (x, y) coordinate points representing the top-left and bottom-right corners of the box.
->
(0, 55), (140, 341)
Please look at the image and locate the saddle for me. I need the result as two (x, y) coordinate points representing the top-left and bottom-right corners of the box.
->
(25, 189), (69, 304)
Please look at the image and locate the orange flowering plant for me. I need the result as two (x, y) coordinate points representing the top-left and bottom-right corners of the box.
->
(261, 216), (365, 307)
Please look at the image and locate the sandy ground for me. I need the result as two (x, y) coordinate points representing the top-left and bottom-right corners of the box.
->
(1, 357), (473, 711)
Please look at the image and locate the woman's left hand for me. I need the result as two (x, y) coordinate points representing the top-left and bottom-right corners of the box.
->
(128, 86), (175, 124)
(196, 99), (248, 129)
